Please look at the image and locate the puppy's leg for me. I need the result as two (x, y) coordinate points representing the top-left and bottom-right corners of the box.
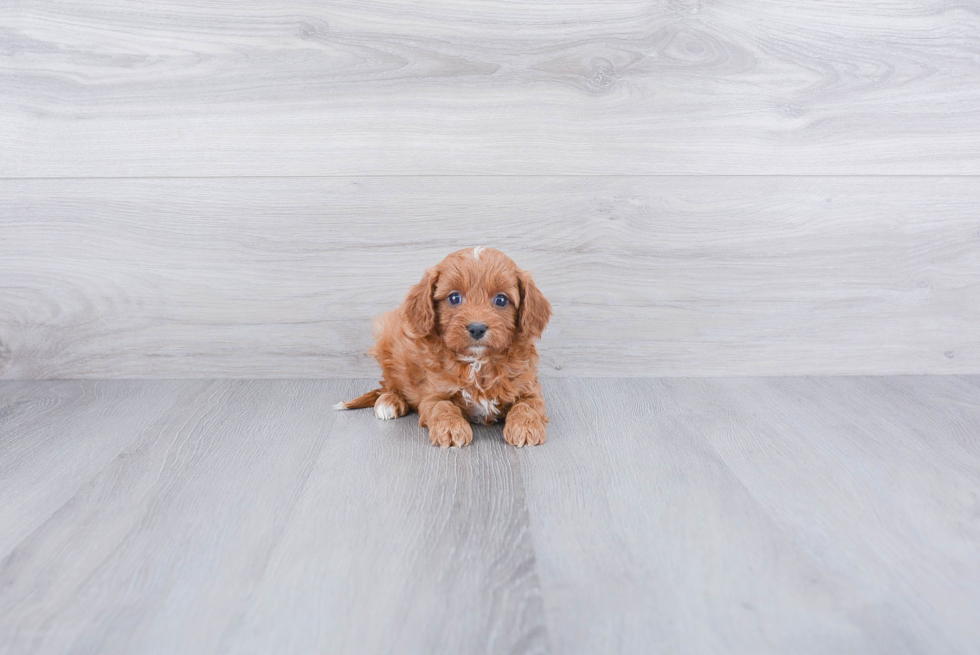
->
(503, 393), (548, 447)
(419, 397), (473, 448)
(374, 390), (410, 421)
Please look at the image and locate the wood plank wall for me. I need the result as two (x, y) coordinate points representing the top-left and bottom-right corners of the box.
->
(2, 1), (979, 377)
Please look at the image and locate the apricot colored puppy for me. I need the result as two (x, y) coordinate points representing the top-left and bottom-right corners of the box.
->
(336, 247), (552, 448)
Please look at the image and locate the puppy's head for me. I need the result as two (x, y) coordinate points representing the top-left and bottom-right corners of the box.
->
(403, 247), (551, 356)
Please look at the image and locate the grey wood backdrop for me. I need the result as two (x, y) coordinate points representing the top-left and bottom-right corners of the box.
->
(2, 1), (979, 377)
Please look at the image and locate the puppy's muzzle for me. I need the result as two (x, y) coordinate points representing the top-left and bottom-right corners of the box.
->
(467, 323), (488, 340)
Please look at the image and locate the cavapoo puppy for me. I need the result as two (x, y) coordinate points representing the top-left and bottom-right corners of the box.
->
(336, 247), (551, 448)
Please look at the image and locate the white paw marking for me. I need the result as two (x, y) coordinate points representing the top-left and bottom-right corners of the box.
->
(333, 402), (348, 411)
(374, 402), (397, 420)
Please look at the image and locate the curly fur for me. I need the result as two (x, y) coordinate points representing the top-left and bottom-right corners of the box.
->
(337, 247), (552, 448)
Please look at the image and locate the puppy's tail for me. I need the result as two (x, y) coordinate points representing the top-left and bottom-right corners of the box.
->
(334, 387), (383, 411)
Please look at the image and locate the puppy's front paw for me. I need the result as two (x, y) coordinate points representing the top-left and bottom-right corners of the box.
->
(374, 392), (409, 420)
(428, 416), (473, 448)
(503, 411), (546, 448)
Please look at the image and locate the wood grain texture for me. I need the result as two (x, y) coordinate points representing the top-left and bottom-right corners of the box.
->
(2, 1), (979, 176)
(519, 377), (980, 655)
(0, 379), (547, 655)
(0, 380), (203, 559)
(3, 377), (980, 653)
(2, 176), (978, 378)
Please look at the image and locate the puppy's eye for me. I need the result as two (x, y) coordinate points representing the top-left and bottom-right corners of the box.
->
(448, 292), (462, 306)
(494, 294), (509, 308)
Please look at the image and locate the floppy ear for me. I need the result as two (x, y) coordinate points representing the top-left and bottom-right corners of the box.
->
(403, 267), (438, 337)
(518, 270), (551, 340)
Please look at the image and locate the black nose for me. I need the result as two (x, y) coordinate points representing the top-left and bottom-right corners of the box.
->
(467, 323), (488, 340)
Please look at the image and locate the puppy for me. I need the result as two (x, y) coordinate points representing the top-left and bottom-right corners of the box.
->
(335, 247), (551, 448)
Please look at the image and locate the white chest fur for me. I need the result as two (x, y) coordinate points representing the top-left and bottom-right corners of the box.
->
(460, 388), (501, 424)
(457, 356), (502, 424)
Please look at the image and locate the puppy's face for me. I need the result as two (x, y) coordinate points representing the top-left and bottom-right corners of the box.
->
(433, 248), (520, 356)
(403, 247), (551, 356)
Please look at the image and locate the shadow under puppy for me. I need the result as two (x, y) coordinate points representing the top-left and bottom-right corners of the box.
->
(336, 247), (551, 448)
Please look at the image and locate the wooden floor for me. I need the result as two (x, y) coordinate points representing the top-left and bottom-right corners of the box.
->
(2, 377), (978, 654)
